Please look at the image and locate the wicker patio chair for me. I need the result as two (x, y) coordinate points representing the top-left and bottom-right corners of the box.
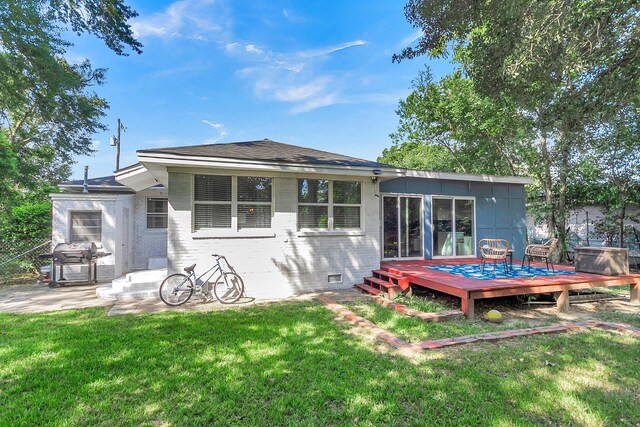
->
(522, 238), (558, 272)
(478, 239), (511, 273)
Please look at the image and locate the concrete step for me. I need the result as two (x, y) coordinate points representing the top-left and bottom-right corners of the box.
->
(97, 268), (168, 301)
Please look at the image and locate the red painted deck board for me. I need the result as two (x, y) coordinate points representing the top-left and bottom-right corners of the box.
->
(381, 258), (640, 295)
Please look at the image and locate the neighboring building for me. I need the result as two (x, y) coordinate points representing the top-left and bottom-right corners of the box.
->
(527, 206), (640, 247)
(51, 139), (532, 299)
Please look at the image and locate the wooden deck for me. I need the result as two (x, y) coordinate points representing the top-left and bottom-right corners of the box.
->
(380, 259), (640, 320)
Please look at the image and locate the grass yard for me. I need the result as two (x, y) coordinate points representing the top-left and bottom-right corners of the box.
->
(344, 300), (540, 342)
(1, 302), (639, 426)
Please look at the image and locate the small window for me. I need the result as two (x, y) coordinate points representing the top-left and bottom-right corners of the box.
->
(237, 177), (272, 229)
(298, 179), (329, 229)
(194, 175), (232, 230)
(333, 181), (361, 229)
(297, 179), (362, 230)
(147, 198), (168, 229)
(70, 211), (102, 242)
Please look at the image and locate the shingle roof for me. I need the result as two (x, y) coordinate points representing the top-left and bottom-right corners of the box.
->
(138, 139), (391, 168)
(61, 176), (125, 187)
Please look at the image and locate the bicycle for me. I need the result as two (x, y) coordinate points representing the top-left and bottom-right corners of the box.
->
(159, 254), (245, 306)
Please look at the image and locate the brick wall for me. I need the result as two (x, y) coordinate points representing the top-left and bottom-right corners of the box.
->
(131, 188), (168, 270)
(168, 171), (380, 300)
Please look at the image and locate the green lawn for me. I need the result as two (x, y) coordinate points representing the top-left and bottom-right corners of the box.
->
(345, 300), (540, 341)
(1, 302), (638, 426)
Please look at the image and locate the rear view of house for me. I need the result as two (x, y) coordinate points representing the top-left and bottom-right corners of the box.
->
(51, 139), (531, 300)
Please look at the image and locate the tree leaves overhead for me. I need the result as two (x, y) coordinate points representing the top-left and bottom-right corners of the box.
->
(381, 69), (535, 176)
(388, 0), (640, 249)
(0, 0), (141, 212)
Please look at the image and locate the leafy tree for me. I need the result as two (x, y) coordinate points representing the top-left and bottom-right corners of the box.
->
(0, 201), (52, 242)
(392, 0), (640, 252)
(380, 69), (534, 176)
(0, 0), (141, 212)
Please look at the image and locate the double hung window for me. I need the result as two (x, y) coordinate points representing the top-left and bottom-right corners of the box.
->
(297, 179), (361, 230)
(147, 198), (168, 229)
(194, 175), (272, 231)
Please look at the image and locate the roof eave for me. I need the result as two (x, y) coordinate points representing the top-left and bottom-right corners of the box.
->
(137, 152), (406, 177)
(404, 170), (534, 185)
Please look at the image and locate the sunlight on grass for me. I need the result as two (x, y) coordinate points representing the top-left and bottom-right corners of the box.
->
(0, 303), (637, 425)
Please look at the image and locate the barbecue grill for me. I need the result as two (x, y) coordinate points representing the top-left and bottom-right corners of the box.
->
(40, 242), (111, 286)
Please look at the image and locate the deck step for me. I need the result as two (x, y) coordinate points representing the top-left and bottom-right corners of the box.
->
(354, 283), (380, 295)
(372, 269), (405, 280)
(364, 276), (398, 289)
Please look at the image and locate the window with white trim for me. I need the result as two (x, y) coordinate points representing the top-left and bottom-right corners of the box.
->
(297, 179), (361, 230)
(193, 175), (272, 231)
(146, 198), (168, 229)
(70, 211), (102, 242)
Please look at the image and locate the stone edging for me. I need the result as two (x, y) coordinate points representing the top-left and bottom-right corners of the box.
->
(318, 296), (640, 358)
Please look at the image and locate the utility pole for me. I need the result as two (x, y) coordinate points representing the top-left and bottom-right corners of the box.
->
(110, 118), (124, 171)
(116, 118), (121, 171)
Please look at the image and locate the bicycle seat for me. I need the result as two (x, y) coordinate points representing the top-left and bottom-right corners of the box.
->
(183, 264), (196, 273)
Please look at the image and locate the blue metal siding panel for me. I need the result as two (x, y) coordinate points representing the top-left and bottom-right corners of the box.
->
(380, 177), (528, 261)
(476, 197), (495, 228)
(441, 180), (470, 196)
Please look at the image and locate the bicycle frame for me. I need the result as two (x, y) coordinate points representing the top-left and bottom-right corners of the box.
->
(184, 255), (235, 290)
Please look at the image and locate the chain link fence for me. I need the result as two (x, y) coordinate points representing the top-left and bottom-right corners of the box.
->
(0, 238), (51, 279)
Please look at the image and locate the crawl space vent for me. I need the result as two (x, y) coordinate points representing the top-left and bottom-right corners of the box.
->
(327, 274), (343, 284)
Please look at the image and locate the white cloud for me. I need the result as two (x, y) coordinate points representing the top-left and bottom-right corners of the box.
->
(202, 120), (227, 143)
(202, 120), (223, 129)
(299, 40), (366, 58)
(398, 30), (423, 48)
(131, 0), (225, 39)
(231, 40), (367, 113)
(245, 44), (264, 55)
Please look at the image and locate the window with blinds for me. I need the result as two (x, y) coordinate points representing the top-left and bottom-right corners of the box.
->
(297, 179), (361, 230)
(193, 175), (272, 231)
(237, 177), (272, 229)
(194, 175), (232, 230)
(70, 211), (102, 242)
(147, 198), (168, 229)
(333, 181), (361, 229)
(298, 179), (329, 229)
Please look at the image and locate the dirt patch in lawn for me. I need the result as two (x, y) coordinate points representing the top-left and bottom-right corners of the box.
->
(410, 286), (638, 326)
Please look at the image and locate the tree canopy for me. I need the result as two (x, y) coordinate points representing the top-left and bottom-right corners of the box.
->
(0, 0), (141, 212)
(385, 0), (640, 250)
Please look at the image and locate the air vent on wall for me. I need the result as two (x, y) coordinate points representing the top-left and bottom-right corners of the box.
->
(327, 274), (343, 284)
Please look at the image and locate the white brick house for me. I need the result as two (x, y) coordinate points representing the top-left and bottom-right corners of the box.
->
(51, 139), (531, 300)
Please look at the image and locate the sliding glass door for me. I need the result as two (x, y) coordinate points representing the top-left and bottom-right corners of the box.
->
(383, 195), (423, 259)
(432, 197), (475, 257)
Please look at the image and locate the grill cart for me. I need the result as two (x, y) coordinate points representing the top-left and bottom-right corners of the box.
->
(39, 242), (111, 287)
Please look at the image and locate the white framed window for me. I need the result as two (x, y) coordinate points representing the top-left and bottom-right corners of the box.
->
(193, 175), (272, 231)
(70, 211), (102, 242)
(146, 198), (168, 229)
(297, 179), (362, 231)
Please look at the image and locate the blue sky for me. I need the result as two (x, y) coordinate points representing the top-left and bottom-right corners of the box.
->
(68, 0), (454, 179)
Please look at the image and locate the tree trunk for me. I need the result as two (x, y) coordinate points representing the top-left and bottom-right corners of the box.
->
(556, 138), (571, 261)
(619, 205), (626, 248)
(539, 133), (556, 239)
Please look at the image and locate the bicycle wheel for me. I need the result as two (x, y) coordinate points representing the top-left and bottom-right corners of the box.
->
(159, 273), (194, 306)
(213, 272), (244, 304)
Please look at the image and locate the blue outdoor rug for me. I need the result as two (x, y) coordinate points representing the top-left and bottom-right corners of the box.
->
(426, 263), (576, 280)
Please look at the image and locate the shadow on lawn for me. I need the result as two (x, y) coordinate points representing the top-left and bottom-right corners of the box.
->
(0, 303), (638, 425)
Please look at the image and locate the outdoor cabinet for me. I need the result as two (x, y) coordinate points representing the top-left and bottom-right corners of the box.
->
(574, 247), (629, 276)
